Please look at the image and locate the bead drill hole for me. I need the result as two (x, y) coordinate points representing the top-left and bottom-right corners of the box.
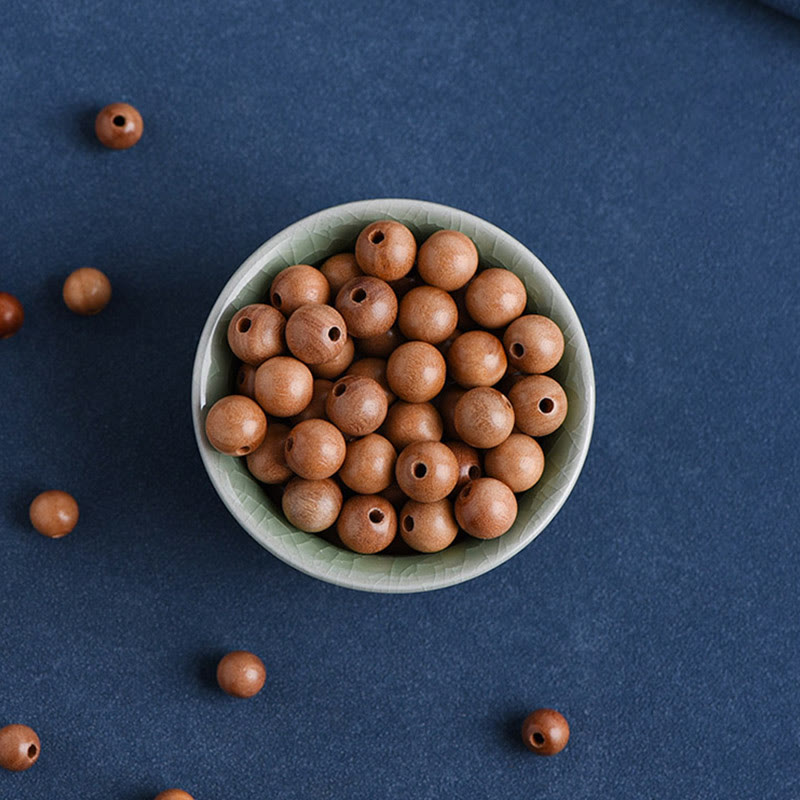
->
(369, 230), (385, 244)
(237, 317), (252, 333)
(239, 446), (251, 455)
(286, 437), (294, 451)
(413, 462), (428, 478)
(272, 292), (282, 307)
(351, 288), (367, 303)
(532, 732), (545, 746)
(510, 342), (525, 357)
(368, 509), (384, 524)
(403, 516), (414, 532)
(328, 327), (341, 341)
(461, 485), (472, 499)
(333, 383), (347, 397)
(539, 397), (555, 414)
(112, 115), (126, 126)
(28, 745), (37, 758)
(468, 465), (481, 479)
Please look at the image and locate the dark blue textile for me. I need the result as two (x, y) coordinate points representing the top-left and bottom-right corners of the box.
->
(762, 0), (800, 19)
(2, 1), (799, 798)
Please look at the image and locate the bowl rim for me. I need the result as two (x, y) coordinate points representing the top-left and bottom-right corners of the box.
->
(192, 198), (595, 593)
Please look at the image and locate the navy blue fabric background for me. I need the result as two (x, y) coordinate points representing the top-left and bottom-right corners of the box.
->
(2, 1), (799, 797)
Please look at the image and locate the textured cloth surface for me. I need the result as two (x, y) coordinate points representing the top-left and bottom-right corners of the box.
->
(1, 1), (799, 798)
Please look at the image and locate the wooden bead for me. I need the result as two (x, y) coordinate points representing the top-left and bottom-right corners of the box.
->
(325, 375), (388, 436)
(246, 422), (293, 484)
(29, 490), (79, 538)
(465, 268), (527, 328)
(355, 220), (417, 281)
(235, 363), (257, 399)
(355, 325), (404, 358)
(444, 441), (482, 490)
(521, 709), (570, 756)
(0, 724), (40, 772)
(504, 314), (564, 374)
(154, 790), (195, 800)
(205, 395), (267, 456)
(454, 387), (515, 448)
(95, 102), (143, 149)
(285, 303), (347, 365)
(381, 401), (443, 450)
(397, 286), (458, 344)
(337, 495), (397, 554)
(436, 385), (466, 439)
(446, 330), (507, 388)
(335, 276), (398, 338)
(386, 341), (446, 403)
(254, 357), (313, 417)
(281, 477), (342, 532)
(417, 229), (478, 291)
(395, 441), (459, 503)
(291, 378), (331, 422)
(216, 650), (266, 698)
(309, 336), (354, 379)
(509, 375), (568, 437)
(284, 419), (345, 480)
(320, 252), (362, 295)
(339, 434), (397, 494)
(346, 358), (395, 404)
(227, 304), (285, 365)
(485, 433), (544, 492)
(399, 499), (458, 553)
(62, 268), (111, 315)
(0, 292), (24, 338)
(269, 264), (330, 315)
(454, 478), (517, 539)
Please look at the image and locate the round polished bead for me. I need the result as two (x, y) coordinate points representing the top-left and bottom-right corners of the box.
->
(436, 385), (466, 439)
(291, 378), (331, 422)
(504, 314), (564, 374)
(246, 422), (293, 484)
(320, 252), (362, 295)
(284, 419), (345, 480)
(346, 358), (395, 405)
(521, 709), (570, 756)
(355, 325), (404, 358)
(62, 268), (112, 315)
(417, 229), (479, 291)
(485, 433), (544, 493)
(269, 264), (330, 315)
(454, 387), (515, 449)
(355, 220), (417, 281)
(254, 356), (314, 417)
(95, 102), (143, 149)
(154, 790), (195, 800)
(309, 336), (354, 379)
(325, 375), (388, 437)
(205, 395), (267, 456)
(0, 724), (40, 772)
(227, 304), (285, 366)
(337, 495), (397, 554)
(445, 441), (482, 491)
(397, 285), (458, 344)
(235, 363), (257, 399)
(509, 375), (568, 437)
(395, 441), (459, 503)
(281, 477), (342, 532)
(465, 268), (527, 328)
(446, 330), (507, 388)
(335, 276), (398, 338)
(29, 490), (79, 538)
(399, 498), (458, 553)
(381, 401), (443, 451)
(386, 341), (446, 403)
(338, 434), (397, 494)
(0, 292), (24, 339)
(454, 477), (517, 539)
(285, 303), (347, 365)
(216, 650), (266, 698)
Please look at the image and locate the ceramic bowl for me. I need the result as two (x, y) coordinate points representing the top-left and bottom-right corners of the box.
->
(192, 199), (595, 593)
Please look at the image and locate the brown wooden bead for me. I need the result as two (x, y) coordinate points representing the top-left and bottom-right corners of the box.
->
(154, 790), (195, 800)
(417, 229), (479, 291)
(235, 363), (257, 399)
(325, 375), (388, 436)
(246, 422), (293, 484)
(386, 341), (446, 403)
(436, 385), (466, 439)
(0, 292), (24, 339)
(521, 709), (570, 756)
(282, 477), (342, 532)
(356, 325), (404, 358)
(355, 220), (417, 281)
(446, 330), (507, 388)
(454, 478), (517, 539)
(227, 304), (285, 366)
(336, 495), (397, 554)
(381, 401), (443, 450)
(444, 441), (482, 490)
(347, 358), (395, 404)
(465, 268), (527, 329)
(0, 724), (40, 772)
(395, 441), (459, 503)
(504, 314), (564, 374)
(269, 264), (330, 315)
(284, 419), (346, 480)
(309, 336), (354, 379)
(335, 276), (398, 338)
(320, 252), (362, 295)
(454, 387), (515, 449)
(205, 395), (267, 456)
(485, 433), (544, 493)
(397, 285), (458, 344)
(216, 650), (266, 698)
(29, 490), (79, 538)
(509, 375), (568, 437)
(291, 378), (331, 422)
(285, 303), (347, 365)
(62, 268), (111, 315)
(254, 356), (314, 417)
(95, 102), (143, 149)
(339, 434), (397, 494)
(399, 498), (458, 553)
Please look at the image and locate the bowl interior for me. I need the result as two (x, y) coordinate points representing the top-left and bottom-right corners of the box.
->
(192, 199), (594, 593)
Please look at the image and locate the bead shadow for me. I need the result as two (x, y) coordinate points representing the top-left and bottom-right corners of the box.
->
(191, 650), (228, 694)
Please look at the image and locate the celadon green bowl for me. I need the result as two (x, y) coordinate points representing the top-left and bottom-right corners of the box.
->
(192, 199), (595, 593)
